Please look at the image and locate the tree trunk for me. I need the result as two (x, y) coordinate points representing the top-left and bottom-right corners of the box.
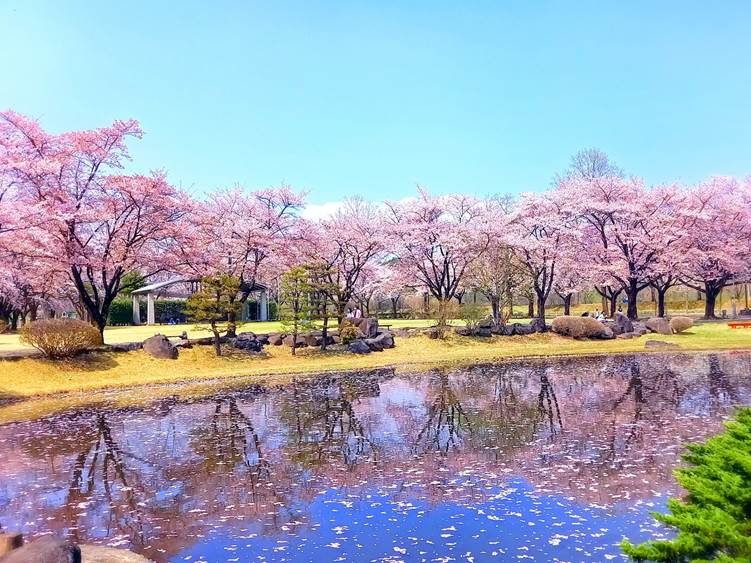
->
(704, 284), (722, 319)
(563, 294), (572, 316)
(211, 323), (222, 356)
(226, 311), (237, 337)
(321, 315), (329, 351)
(536, 293), (546, 320)
(391, 297), (398, 318)
(491, 297), (500, 323)
(527, 298), (534, 318)
(656, 288), (667, 317)
(626, 279), (639, 320)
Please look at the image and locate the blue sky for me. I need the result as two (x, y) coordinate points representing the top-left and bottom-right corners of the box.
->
(2, 1), (750, 206)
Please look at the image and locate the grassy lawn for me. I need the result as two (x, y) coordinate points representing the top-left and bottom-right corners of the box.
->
(1, 321), (749, 416)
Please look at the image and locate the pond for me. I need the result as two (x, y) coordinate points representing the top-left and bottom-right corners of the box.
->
(0, 351), (750, 562)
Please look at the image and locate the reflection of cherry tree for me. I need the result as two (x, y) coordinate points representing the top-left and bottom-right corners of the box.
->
(189, 397), (269, 489)
(279, 377), (378, 469)
(707, 354), (738, 414)
(17, 412), (152, 552)
(414, 372), (471, 455)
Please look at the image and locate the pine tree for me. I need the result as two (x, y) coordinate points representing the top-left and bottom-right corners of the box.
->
(185, 274), (241, 356)
(279, 267), (315, 356)
(622, 408), (751, 562)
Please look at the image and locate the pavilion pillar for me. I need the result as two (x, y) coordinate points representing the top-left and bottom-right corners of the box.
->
(260, 291), (268, 321)
(147, 293), (156, 325)
(132, 295), (141, 325)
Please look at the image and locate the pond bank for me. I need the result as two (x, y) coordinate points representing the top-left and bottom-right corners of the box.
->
(1, 325), (749, 423)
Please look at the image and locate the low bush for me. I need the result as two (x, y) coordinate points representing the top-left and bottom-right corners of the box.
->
(20, 319), (101, 358)
(622, 408), (751, 561)
(459, 303), (486, 331)
(670, 316), (694, 333)
(339, 319), (357, 344)
(551, 316), (611, 339)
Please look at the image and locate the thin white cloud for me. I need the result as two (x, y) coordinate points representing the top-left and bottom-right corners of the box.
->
(301, 201), (345, 221)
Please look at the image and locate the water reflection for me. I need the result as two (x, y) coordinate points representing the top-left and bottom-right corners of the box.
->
(1, 352), (749, 562)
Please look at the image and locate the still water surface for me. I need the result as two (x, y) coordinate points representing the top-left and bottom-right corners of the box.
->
(1, 352), (750, 562)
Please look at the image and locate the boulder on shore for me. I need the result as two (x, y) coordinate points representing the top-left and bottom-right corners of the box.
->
(365, 331), (395, 351)
(529, 318), (547, 333)
(234, 332), (263, 352)
(613, 312), (634, 334)
(142, 334), (178, 359)
(645, 317), (672, 335)
(550, 316), (614, 339)
(282, 335), (307, 348)
(0, 536), (81, 563)
(268, 333), (284, 346)
(349, 340), (372, 354)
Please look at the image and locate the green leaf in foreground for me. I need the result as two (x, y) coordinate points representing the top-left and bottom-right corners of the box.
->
(622, 408), (751, 561)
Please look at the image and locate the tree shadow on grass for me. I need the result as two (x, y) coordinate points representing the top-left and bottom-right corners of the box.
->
(46, 352), (121, 372)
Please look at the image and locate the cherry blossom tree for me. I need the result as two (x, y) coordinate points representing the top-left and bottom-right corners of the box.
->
(681, 177), (751, 318)
(0, 111), (189, 338)
(508, 192), (573, 321)
(179, 185), (305, 333)
(385, 189), (491, 333)
(302, 197), (384, 323)
(556, 177), (689, 320)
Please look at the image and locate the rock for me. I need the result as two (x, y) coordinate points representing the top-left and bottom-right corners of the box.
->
(550, 316), (614, 339)
(426, 328), (441, 339)
(476, 327), (493, 337)
(142, 335), (178, 359)
(268, 333), (284, 346)
(645, 339), (679, 349)
(282, 335), (307, 348)
(613, 312), (633, 334)
(234, 332), (263, 352)
(669, 316), (694, 333)
(511, 323), (535, 336)
(632, 322), (648, 336)
(179, 331), (189, 340)
(529, 318), (547, 333)
(1, 536), (81, 563)
(349, 340), (372, 354)
(598, 326), (615, 339)
(173, 340), (193, 349)
(256, 334), (269, 345)
(491, 324), (513, 336)
(109, 342), (142, 353)
(616, 332), (636, 339)
(454, 326), (473, 336)
(364, 338), (385, 351)
(80, 545), (152, 562)
(366, 332), (395, 350)
(0, 533), (23, 557)
(645, 317), (672, 335)
(345, 317), (379, 338)
(304, 334), (321, 347)
(478, 318), (493, 329)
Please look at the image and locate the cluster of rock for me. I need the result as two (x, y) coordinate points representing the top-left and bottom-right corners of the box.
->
(453, 317), (547, 338)
(550, 312), (694, 342)
(266, 318), (395, 354)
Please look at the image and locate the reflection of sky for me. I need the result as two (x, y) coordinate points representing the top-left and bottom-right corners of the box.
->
(172, 478), (671, 562)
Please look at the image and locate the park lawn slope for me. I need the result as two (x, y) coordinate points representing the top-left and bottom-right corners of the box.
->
(0, 322), (749, 402)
